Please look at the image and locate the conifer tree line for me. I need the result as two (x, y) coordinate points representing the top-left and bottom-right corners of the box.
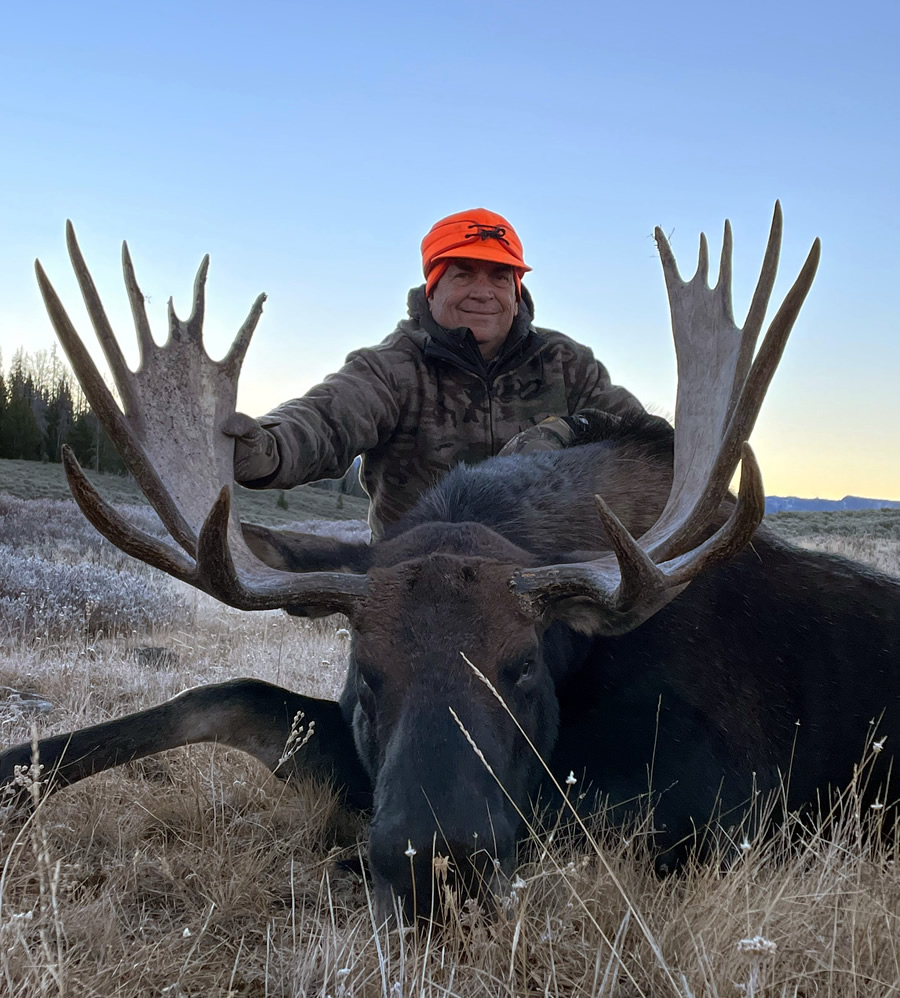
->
(0, 345), (124, 472)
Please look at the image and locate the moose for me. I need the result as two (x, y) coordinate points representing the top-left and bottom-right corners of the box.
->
(2, 207), (898, 922)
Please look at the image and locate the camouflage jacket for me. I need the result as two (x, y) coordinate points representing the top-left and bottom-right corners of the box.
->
(249, 287), (645, 537)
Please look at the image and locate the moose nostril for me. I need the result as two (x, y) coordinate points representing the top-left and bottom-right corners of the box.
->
(372, 849), (501, 926)
(369, 821), (515, 926)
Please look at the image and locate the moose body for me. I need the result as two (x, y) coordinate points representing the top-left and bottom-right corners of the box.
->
(313, 438), (900, 901)
(4, 433), (897, 917)
(6, 206), (895, 922)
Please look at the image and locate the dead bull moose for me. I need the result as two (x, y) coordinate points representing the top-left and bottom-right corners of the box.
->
(2, 206), (898, 923)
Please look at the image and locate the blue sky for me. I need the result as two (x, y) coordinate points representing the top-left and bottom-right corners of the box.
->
(1, 0), (897, 498)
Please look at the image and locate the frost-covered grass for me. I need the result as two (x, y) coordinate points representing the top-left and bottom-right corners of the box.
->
(0, 496), (898, 996)
(0, 495), (189, 643)
(0, 493), (370, 644)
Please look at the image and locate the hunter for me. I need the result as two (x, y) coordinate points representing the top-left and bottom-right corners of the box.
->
(225, 208), (649, 537)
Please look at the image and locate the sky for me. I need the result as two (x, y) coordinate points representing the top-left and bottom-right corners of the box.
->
(1, 0), (897, 500)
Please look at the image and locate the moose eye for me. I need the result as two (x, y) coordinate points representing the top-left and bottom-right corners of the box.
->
(516, 659), (537, 686)
(502, 657), (538, 688)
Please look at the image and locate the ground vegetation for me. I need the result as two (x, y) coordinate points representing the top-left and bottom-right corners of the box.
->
(0, 489), (897, 996)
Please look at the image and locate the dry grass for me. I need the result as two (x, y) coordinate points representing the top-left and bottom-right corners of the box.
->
(1, 502), (899, 996)
(765, 509), (900, 541)
(764, 508), (900, 579)
(789, 536), (900, 578)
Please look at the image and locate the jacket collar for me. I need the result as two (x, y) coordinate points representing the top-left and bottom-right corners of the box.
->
(406, 285), (546, 379)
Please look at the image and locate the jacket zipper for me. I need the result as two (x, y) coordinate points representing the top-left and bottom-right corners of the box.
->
(484, 375), (496, 455)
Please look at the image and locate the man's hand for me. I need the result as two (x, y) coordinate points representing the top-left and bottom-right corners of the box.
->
(498, 415), (578, 456)
(222, 413), (280, 482)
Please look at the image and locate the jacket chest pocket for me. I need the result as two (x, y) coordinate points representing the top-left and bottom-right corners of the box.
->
(496, 378), (570, 430)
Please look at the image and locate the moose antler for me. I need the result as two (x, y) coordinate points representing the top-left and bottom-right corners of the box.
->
(35, 223), (368, 616)
(514, 202), (821, 633)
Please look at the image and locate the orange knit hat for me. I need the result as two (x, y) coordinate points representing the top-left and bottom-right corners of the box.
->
(422, 208), (531, 297)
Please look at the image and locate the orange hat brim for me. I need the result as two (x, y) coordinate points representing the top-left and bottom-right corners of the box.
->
(430, 242), (532, 272)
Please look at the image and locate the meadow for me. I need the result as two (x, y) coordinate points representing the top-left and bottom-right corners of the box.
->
(0, 457), (370, 526)
(0, 463), (898, 996)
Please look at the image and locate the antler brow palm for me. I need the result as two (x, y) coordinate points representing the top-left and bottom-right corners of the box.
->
(36, 224), (367, 617)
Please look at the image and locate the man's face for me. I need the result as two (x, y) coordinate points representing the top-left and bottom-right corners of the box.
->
(428, 259), (519, 361)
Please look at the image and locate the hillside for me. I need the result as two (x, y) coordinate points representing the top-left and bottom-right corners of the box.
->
(766, 494), (900, 513)
(0, 457), (370, 526)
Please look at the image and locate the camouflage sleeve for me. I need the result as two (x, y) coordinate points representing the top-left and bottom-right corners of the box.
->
(241, 347), (401, 490)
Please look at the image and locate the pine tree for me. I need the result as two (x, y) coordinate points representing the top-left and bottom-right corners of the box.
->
(2, 358), (43, 460)
(0, 366), (7, 451)
(0, 345), (125, 472)
(45, 375), (75, 461)
(67, 409), (99, 469)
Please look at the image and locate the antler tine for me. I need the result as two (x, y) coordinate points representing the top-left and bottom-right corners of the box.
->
(121, 240), (157, 369)
(718, 235), (822, 467)
(513, 443), (765, 635)
(65, 221), (139, 417)
(64, 444), (368, 615)
(185, 255), (209, 341)
(196, 489), (369, 615)
(165, 254), (208, 342)
(512, 206), (817, 636)
(733, 201), (782, 392)
(35, 258), (132, 449)
(696, 230), (710, 287)
(717, 221), (739, 398)
(594, 493), (668, 608)
(62, 446), (197, 583)
(223, 292), (268, 378)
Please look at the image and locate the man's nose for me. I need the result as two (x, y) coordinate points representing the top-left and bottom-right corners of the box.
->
(467, 274), (494, 298)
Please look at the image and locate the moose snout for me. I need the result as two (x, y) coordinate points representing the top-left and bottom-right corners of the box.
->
(363, 687), (530, 921)
(368, 810), (517, 923)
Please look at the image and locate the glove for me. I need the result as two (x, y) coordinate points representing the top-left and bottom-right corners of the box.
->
(498, 415), (578, 456)
(222, 412), (280, 482)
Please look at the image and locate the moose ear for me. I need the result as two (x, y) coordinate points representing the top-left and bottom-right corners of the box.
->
(540, 598), (610, 636)
(527, 547), (686, 638)
(241, 522), (373, 574)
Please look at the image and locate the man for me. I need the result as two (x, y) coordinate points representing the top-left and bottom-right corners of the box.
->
(226, 208), (648, 538)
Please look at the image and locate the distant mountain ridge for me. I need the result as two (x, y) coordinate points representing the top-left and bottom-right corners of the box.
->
(766, 495), (900, 514)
